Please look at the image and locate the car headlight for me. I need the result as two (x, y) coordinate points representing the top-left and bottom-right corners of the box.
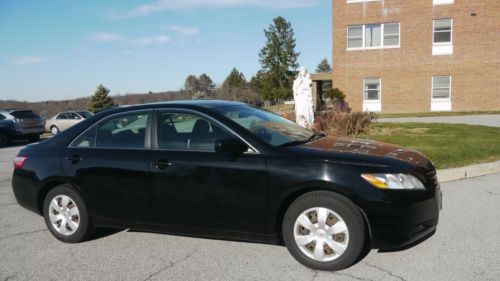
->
(361, 173), (426, 190)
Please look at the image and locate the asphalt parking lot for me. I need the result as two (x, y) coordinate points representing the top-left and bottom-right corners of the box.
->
(1, 144), (499, 281)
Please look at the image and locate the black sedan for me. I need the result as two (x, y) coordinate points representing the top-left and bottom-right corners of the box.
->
(12, 101), (441, 271)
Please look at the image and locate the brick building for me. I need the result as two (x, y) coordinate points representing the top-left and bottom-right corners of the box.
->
(331, 0), (500, 113)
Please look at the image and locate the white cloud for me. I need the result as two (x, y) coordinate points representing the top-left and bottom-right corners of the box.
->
(133, 35), (171, 45)
(164, 25), (200, 37)
(114, 0), (320, 18)
(91, 33), (170, 46)
(10, 56), (46, 66)
(92, 33), (126, 42)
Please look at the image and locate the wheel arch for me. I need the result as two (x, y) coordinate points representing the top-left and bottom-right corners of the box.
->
(37, 180), (81, 215)
(274, 185), (372, 245)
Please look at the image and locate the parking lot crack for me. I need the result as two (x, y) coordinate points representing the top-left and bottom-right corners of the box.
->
(485, 190), (500, 196)
(0, 229), (47, 241)
(143, 248), (197, 281)
(364, 262), (406, 281)
(3, 272), (18, 281)
(334, 272), (375, 281)
(310, 270), (319, 281)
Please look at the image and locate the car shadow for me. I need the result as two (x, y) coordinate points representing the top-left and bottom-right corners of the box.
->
(86, 228), (124, 241)
(377, 229), (436, 253)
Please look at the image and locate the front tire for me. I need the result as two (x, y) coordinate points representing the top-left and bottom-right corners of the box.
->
(282, 191), (366, 271)
(43, 185), (93, 243)
(50, 125), (60, 135)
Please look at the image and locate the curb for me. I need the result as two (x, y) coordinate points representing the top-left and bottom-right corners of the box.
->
(437, 160), (500, 183)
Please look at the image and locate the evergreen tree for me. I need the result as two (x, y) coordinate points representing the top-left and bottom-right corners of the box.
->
(184, 74), (215, 98)
(197, 73), (216, 95)
(222, 68), (247, 101)
(184, 75), (199, 94)
(87, 84), (115, 113)
(223, 68), (246, 89)
(316, 58), (332, 73)
(315, 58), (342, 101)
(258, 16), (300, 100)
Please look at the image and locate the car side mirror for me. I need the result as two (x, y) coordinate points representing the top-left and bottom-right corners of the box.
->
(215, 138), (248, 156)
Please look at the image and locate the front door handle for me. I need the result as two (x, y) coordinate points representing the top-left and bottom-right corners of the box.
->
(151, 159), (172, 170)
(65, 155), (81, 164)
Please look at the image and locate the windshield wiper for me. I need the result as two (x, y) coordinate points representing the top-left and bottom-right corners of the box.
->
(278, 132), (325, 147)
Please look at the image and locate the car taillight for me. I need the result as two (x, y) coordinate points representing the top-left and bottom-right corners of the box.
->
(14, 156), (28, 169)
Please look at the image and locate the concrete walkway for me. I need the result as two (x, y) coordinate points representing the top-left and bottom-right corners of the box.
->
(378, 114), (500, 127)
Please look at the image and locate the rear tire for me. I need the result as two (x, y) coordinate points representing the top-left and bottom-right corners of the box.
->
(282, 191), (366, 271)
(43, 185), (93, 243)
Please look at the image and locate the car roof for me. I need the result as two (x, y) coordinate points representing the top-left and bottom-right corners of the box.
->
(146, 100), (245, 108)
(100, 100), (246, 114)
(0, 109), (33, 114)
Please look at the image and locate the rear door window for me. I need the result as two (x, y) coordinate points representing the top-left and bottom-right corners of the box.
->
(96, 113), (149, 149)
(67, 112), (81, 120)
(71, 127), (97, 148)
(57, 113), (68, 120)
(77, 111), (93, 119)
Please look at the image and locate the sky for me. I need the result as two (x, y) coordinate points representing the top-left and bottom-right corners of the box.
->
(0, 0), (332, 102)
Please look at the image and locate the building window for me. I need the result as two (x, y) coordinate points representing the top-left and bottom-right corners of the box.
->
(432, 76), (451, 100)
(433, 0), (454, 5)
(431, 76), (452, 111)
(383, 23), (400, 46)
(365, 24), (382, 48)
(433, 19), (452, 44)
(347, 23), (400, 50)
(347, 26), (363, 48)
(433, 19), (453, 55)
(364, 78), (381, 101)
(363, 78), (381, 112)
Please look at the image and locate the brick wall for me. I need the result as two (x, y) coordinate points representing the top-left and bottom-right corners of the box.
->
(332, 0), (500, 113)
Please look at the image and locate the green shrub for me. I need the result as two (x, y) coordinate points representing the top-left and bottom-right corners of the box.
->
(323, 88), (346, 101)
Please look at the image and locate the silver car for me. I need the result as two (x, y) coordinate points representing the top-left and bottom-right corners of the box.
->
(45, 111), (93, 135)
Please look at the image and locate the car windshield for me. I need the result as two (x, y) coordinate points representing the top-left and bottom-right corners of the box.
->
(77, 111), (94, 119)
(214, 105), (316, 147)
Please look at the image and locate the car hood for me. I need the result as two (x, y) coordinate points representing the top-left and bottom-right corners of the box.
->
(300, 136), (431, 168)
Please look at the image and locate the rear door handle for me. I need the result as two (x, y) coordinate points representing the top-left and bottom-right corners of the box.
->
(65, 155), (81, 164)
(151, 159), (172, 170)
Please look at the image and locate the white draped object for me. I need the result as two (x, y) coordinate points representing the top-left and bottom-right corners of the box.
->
(293, 67), (314, 128)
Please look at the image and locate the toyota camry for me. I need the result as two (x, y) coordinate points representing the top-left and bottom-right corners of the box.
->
(12, 101), (441, 271)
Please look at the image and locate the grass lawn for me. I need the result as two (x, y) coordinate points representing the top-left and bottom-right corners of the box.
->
(264, 103), (294, 113)
(378, 111), (500, 118)
(363, 123), (500, 169)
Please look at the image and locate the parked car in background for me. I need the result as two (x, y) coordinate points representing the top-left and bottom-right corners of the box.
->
(0, 109), (45, 145)
(45, 111), (93, 135)
(12, 101), (441, 271)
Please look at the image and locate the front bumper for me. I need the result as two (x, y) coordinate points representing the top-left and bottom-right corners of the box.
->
(366, 188), (442, 250)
